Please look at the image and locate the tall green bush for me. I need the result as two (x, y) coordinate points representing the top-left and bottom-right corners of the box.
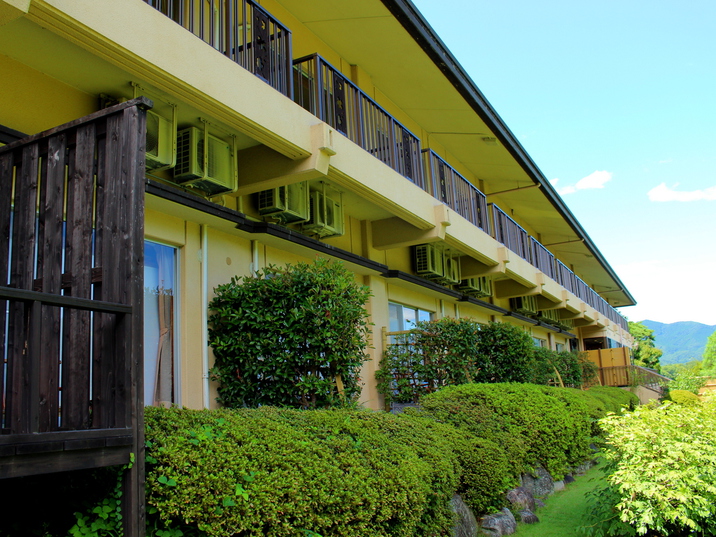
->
(375, 318), (481, 403)
(208, 259), (371, 409)
(473, 322), (534, 383)
(376, 320), (537, 403)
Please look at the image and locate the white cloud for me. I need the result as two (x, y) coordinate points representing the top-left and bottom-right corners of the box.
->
(647, 182), (716, 202)
(555, 170), (612, 195)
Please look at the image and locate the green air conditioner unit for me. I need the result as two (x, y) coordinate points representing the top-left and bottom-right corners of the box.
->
(302, 189), (344, 238)
(414, 243), (445, 280)
(174, 126), (236, 196)
(459, 276), (493, 298)
(258, 181), (310, 224)
(510, 295), (538, 316)
(438, 249), (461, 286)
(145, 110), (175, 171)
(537, 308), (560, 325)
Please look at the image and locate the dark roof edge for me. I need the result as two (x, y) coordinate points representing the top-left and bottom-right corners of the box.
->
(380, 0), (636, 306)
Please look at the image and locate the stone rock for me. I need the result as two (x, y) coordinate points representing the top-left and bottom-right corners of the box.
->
(521, 466), (554, 498)
(505, 486), (536, 512)
(535, 499), (546, 509)
(573, 460), (596, 475)
(553, 480), (565, 492)
(564, 474), (575, 484)
(451, 494), (478, 537)
(479, 508), (517, 536)
(518, 509), (539, 524)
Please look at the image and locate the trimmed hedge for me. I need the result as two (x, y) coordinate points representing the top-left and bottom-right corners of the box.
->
(142, 384), (635, 536)
(419, 383), (592, 479)
(144, 407), (459, 537)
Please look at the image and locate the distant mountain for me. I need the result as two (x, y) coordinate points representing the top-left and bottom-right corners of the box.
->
(641, 320), (716, 365)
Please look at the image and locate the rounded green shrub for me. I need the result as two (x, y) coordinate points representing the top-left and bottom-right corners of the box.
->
(208, 258), (371, 409)
(665, 388), (701, 405)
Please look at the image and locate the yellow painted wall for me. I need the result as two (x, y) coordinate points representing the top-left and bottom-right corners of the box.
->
(0, 53), (95, 134)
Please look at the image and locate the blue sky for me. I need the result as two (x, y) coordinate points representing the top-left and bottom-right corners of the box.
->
(411, 0), (716, 325)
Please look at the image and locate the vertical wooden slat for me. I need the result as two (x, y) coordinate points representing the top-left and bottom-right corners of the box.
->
(37, 133), (67, 431)
(94, 113), (122, 430)
(6, 143), (39, 434)
(0, 151), (14, 426)
(115, 102), (147, 537)
(62, 124), (96, 430)
(92, 123), (107, 429)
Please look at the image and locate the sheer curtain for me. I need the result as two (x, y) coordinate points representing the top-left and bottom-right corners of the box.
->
(144, 241), (176, 407)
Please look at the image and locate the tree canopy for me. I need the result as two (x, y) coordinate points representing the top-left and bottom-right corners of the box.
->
(628, 321), (663, 372)
(702, 329), (716, 377)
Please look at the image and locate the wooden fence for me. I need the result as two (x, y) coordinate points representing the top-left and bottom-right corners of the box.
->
(0, 98), (148, 536)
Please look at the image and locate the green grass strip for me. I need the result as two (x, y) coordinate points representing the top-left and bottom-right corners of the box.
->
(514, 462), (606, 537)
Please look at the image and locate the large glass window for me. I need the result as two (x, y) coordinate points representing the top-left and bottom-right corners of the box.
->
(144, 241), (178, 406)
(389, 302), (432, 332)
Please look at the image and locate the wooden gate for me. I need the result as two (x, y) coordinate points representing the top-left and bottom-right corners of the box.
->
(0, 98), (149, 536)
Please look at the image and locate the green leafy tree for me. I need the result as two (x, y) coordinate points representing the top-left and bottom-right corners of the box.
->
(208, 258), (371, 409)
(628, 321), (663, 372)
(701, 329), (716, 377)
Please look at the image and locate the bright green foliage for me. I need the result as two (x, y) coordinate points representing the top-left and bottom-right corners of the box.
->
(628, 321), (663, 372)
(419, 383), (592, 480)
(582, 400), (716, 536)
(473, 322), (535, 383)
(375, 317), (482, 403)
(376, 320), (537, 403)
(208, 258), (371, 409)
(664, 389), (701, 405)
(532, 348), (599, 388)
(144, 406), (461, 537)
(663, 360), (707, 395)
(455, 436), (514, 515)
(702, 329), (716, 377)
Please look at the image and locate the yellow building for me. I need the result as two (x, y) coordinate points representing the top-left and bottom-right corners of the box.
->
(0, 0), (635, 415)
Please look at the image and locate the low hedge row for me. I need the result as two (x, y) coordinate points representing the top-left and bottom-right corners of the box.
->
(143, 384), (636, 536)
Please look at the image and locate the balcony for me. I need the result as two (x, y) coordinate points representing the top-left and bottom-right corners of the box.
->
(422, 149), (489, 233)
(136, 3), (626, 332)
(144, 0), (293, 97)
(293, 54), (423, 187)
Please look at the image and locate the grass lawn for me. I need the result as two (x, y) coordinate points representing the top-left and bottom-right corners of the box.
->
(514, 461), (606, 537)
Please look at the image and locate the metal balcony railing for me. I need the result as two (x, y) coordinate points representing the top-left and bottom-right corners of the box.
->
(144, 0), (293, 96)
(531, 237), (556, 280)
(422, 149), (489, 233)
(293, 54), (424, 186)
(490, 203), (531, 262)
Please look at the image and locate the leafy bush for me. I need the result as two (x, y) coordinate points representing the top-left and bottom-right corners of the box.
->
(144, 406), (460, 537)
(375, 318), (481, 404)
(585, 386), (638, 413)
(473, 323), (534, 383)
(208, 258), (371, 409)
(419, 383), (592, 480)
(581, 400), (716, 536)
(664, 388), (701, 405)
(531, 348), (598, 388)
(376, 320), (536, 403)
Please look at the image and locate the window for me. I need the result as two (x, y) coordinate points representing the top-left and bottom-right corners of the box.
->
(555, 343), (565, 353)
(532, 337), (547, 348)
(144, 241), (178, 406)
(389, 302), (432, 332)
